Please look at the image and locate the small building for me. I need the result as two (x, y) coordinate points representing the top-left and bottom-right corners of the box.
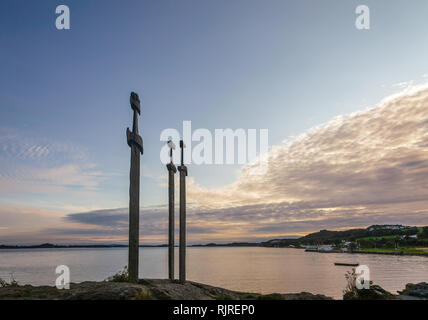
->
(368, 225), (407, 232)
(301, 245), (318, 250)
(342, 241), (352, 247)
(318, 245), (334, 252)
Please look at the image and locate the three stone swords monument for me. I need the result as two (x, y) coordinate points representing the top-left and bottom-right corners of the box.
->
(125, 92), (187, 284)
(126, 92), (143, 282)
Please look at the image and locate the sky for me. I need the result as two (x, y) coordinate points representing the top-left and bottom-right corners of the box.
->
(1, 0), (428, 244)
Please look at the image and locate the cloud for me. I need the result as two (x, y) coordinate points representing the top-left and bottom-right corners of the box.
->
(0, 128), (86, 162)
(0, 129), (103, 194)
(66, 208), (129, 227)
(0, 204), (64, 238)
(392, 80), (414, 89)
(0, 134), (49, 160)
(0, 163), (103, 194)
(3, 85), (428, 244)
(189, 84), (428, 207)
(181, 84), (428, 238)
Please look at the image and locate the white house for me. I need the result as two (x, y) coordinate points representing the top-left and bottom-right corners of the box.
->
(368, 225), (406, 232)
(301, 245), (318, 250)
(318, 245), (334, 252)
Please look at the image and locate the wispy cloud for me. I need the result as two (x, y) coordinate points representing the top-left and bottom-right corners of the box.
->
(391, 80), (414, 89)
(0, 204), (63, 237)
(0, 128), (86, 162)
(0, 129), (103, 194)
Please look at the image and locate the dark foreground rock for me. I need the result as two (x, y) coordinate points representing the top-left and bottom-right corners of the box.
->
(343, 285), (397, 300)
(2, 279), (426, 300)
(343, 282), (428, 300)
(0, 279), (333, 300)
(397, 282), (428, 299)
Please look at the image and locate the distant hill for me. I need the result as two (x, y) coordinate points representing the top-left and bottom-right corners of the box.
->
(262, 225), (426, 247)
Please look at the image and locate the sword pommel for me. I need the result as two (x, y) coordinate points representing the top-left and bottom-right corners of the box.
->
(130, 92), (141, 115)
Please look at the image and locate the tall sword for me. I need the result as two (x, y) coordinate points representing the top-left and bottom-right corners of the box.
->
(178, 140), (187, 284)
(126, 92), (143, 282)
(166, 140), (177, 281)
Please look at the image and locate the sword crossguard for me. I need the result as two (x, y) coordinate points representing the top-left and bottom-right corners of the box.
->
(167, 162), (177, 173)
(178, 165), (187, 176)
(178, 140), (187, 174)
(127, 127), (143, 154)
(179, 140), (186, 167)
(127, 92), (143, 154)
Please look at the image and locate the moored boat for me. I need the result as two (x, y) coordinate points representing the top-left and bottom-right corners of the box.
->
(334, 262), (359, 267)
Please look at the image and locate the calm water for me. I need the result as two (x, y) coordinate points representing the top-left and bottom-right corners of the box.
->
(0, 247), (427, 299)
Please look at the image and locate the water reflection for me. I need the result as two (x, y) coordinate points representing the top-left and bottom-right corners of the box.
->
(0, 247), (426, 299)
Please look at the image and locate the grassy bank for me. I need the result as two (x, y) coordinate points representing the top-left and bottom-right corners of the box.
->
(356, 247), (428, 256)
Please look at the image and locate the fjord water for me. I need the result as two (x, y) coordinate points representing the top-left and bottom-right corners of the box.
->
(0, 247), (427, 299)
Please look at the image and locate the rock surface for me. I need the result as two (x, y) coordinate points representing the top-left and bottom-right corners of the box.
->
(2, 279), (426, 300)
(343, 284), (397, 300)
(397, 282), (428, 299)
(0, 279), (333, 300)
(343, 282), (428, 300)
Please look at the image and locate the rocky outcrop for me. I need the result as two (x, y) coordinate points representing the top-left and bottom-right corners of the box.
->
(343, 284), (397, 300)
(0, 279), (332, 300)
(343, 282), (428, 300)
(397, 282), (428, 299)
(2, 279), (426, 300)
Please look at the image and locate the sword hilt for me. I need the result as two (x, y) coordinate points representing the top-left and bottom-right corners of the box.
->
(167, 140), (176, 164)
(127, 92), (143, 154)
(178, 140), (187, 176)
(127, 128), (143, 154)
(180, 140), (184, 166)
(167, 140), (176, 172)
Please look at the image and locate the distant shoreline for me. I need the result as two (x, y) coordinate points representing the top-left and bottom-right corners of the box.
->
(0, 243), (428, 258)
(2, 244), (427, 257)
(0, 242), (260, 250)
